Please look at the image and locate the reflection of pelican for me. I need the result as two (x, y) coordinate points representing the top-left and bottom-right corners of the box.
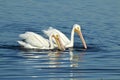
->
(43, 24), (87, 49)
(19, 51), (62, 68)
(17, 32), (64, 50)
(69, 50), (85, 67)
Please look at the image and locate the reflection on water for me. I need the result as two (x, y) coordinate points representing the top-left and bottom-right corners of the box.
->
(70, 50), (85, 68)
(10, 49), (85, 79)
(15, 49), (86, 79)
(18, 49), (85, 69)
(0, 46), (120, 79)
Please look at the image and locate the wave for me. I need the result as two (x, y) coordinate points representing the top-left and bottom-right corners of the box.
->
(0, 45), (20, 50)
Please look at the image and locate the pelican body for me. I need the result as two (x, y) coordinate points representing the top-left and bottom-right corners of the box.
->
(43, 24), (87, 49)
(17, 32), (65, 50)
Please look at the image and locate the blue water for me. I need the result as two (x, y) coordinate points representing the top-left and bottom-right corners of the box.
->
(0, 0), (120, 80)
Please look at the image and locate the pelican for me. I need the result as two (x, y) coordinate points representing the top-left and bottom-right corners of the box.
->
(43, 24), (87, 49)
(17, 32), (65, 50)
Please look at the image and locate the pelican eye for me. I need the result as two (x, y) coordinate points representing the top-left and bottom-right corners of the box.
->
(56, 34), (59, 38)
(74, 28), (78, 32)
(52, 34), (55, 37)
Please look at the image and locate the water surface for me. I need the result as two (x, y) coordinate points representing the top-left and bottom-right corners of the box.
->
(0, 0), (120, 80)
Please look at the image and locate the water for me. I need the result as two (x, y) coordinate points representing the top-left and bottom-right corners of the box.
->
(0, 0), (120, 80)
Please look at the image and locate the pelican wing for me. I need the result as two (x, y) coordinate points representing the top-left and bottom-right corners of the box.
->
(17, 41), (38, 49)
(19, 32), (49, 48)
(43, 27), (70, 46)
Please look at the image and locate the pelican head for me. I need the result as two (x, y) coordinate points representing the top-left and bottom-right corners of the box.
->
(52, 34), (65, 50)
(73, 24), (87, 49)
(74, 24), (81, 32)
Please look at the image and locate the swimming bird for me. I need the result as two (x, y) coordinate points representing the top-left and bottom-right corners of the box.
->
(43, 24), (87, 49)
(17, 32), (65, 50)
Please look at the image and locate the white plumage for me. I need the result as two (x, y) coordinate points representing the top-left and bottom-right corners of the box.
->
(43, 24), (87, 49)
(17, 31), (64, 50)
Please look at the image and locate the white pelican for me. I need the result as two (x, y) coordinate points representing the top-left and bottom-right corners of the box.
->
(17, 32), (65, 50)
(43, 24), (87, 49)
